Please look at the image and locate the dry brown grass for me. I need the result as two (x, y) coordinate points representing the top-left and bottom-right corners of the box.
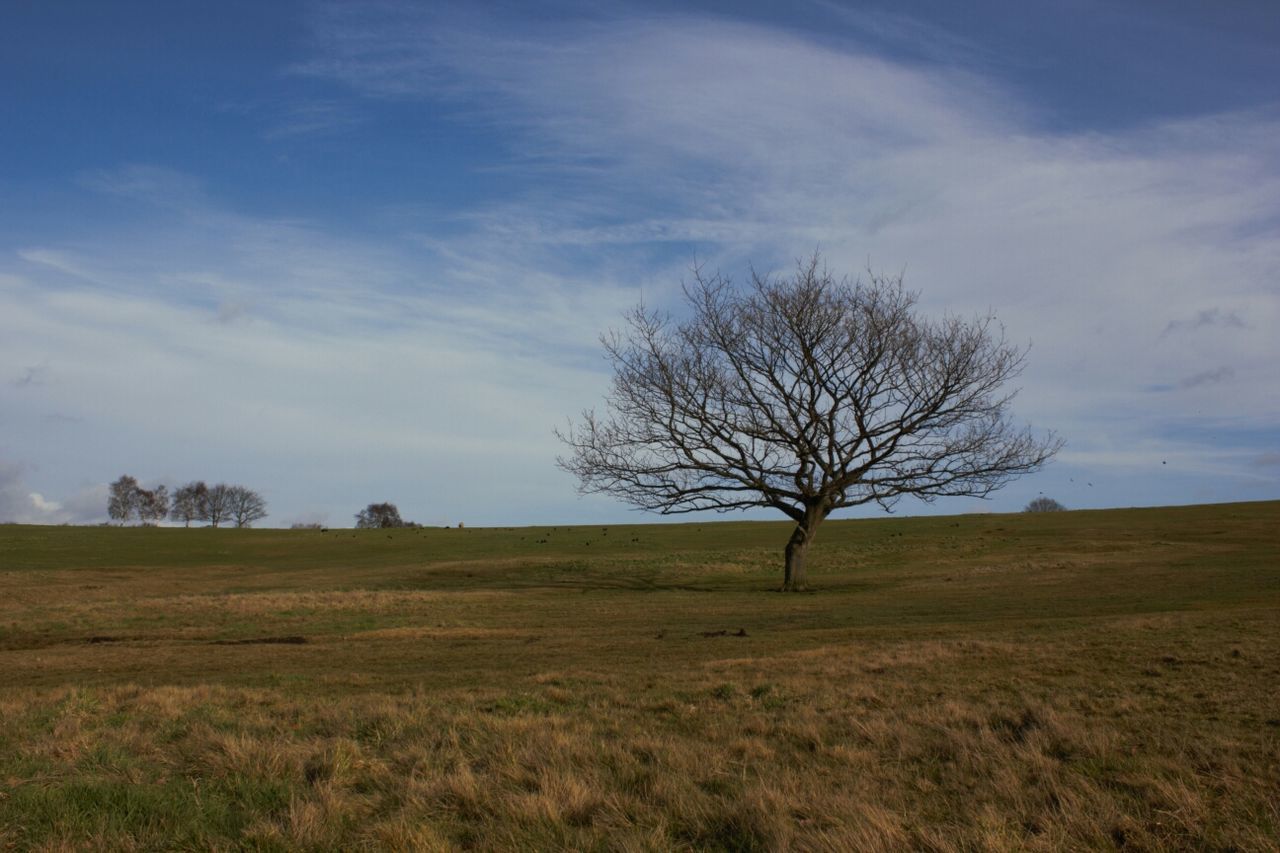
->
(1, 503), (1277, 849)
(3, 608), (1277, 851)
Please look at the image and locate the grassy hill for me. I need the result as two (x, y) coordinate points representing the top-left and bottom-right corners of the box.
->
(1, 501), (1277, 849)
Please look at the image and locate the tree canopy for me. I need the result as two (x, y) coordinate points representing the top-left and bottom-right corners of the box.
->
(355, 502), (410, 529)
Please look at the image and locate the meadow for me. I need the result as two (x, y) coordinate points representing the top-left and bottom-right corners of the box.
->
(1, 501), (1277, 851)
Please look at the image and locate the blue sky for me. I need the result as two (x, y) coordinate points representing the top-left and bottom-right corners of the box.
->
(2, 0), (1278, 527)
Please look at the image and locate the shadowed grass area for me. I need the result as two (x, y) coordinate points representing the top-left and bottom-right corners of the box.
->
(1, 501), (1277, 849)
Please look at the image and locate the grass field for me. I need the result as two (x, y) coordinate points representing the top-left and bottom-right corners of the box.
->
(1, 501), (1277, 851)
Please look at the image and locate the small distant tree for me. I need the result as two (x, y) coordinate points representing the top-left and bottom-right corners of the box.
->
(138, 485), (169, 525)
(107, 475), (141, 525)
(355, 502), (406, 529)
(227, 486), (268, 528)
(1024, 496), (1066, 512)
(204, 483), (233, 528)
(170, 481), (210, 527)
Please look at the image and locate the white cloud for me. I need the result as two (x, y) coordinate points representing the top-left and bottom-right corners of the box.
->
(3, 6), (1277, 523)
(29, 493), (61, 512)
(295, 6), (1280, 493)
(0, 461), (106, 524)
(0, 184), (631, 525)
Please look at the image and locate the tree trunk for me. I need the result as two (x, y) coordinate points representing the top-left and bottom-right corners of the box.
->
(782, 507), (826, 591)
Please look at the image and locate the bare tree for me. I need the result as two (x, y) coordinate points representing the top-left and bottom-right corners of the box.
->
(204, 483), (233, 528)
(558, 256), (1062, 590)
(107, 475), (140, 525)
(170, 481), (210, 527)
(227, 486), (268, 528)
(1024, 496), (1066, 512)
(355, 502), (406, 529)
(138, 485), (169, 526)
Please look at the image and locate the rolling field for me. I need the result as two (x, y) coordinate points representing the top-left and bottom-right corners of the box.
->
(1, 502), (1277, 850)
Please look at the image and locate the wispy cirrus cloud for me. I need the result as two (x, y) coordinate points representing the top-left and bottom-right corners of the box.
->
(78, 164), (209, 209)
(17, 249), (104, 282)
(263, 99), (366, 140)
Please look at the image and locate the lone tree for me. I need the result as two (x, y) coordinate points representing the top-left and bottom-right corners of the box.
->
(1024, 496), (1066, 512)
(355, 502), (407, 529)
(558, 256), (1061, 590)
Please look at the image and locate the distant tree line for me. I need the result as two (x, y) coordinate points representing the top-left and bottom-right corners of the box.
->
(108, 476), (267, 528)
